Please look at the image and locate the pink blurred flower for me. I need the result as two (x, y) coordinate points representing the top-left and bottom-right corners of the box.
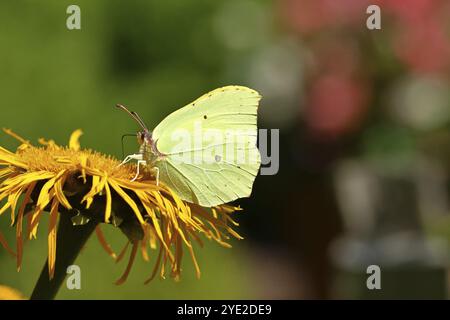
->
(393, 18), (450, 74)
(379, 0), (440, 24)
(281, 0), (450, 75)
(306, 74), (369, 138)
(312, 37), (361, 77)
(280, 0), (370, 34)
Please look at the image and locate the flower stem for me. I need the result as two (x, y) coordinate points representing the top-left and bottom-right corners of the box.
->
(30, 212), (98, 300)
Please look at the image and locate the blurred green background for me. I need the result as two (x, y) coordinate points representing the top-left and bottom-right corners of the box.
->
(1, 0), (449, 299)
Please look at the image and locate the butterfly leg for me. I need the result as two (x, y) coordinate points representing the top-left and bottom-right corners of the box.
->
(154, 167), (160, 186)
(118, 153), (143, 167)
(148, 167), (160, 185)
(131, 160), (147, 182)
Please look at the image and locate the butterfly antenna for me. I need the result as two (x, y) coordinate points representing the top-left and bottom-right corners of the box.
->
(116, 104), (148, 131)
(130, 111), (148, 131)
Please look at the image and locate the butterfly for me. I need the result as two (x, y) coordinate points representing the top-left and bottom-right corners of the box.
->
(117, 85), (261, 207)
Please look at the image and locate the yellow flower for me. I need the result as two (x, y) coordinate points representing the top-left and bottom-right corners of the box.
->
(0, 284), (26, 300)
(0, 129), (242, 284)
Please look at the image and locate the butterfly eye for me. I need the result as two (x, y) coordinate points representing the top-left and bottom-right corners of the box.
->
(137, 132), (145, 144)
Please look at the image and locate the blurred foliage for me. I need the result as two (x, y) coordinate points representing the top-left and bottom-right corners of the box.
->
(0, 0), (273, 299)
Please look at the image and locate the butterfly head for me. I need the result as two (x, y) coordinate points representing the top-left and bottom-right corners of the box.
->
(137, 130), (153, 146)
(116, 104), (153, 147)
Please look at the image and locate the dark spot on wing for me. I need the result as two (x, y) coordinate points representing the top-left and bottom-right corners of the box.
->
(203, 115), (207, 120)
(215, 155), (221, 162)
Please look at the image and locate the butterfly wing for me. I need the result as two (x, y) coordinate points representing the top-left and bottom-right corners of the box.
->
(152, 86), (261, 207)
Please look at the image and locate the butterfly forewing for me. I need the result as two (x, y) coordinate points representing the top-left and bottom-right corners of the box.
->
(152, 86), (261, 207)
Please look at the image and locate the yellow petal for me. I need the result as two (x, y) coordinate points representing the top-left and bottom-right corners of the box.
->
(2, 128), (30, 145)
(115, 241), (138, 285)
(7, 185), (25, 226)
(144, 246), (163, 284)
(148, 226), (157, 249)
(16, 181), (36, 271)
(0, 145), (15, 156)
(79, 154), (88, 183)
(0, 171), (55, 194)
(95, 225), (117, 259)
(47, 198), (59, 279)
(81, 175), (106, 209)
(108, 179), (145, 225)
(140, 228), (150, 262)
(138, 194), (174, 262)
(113, 178), (160, 191)
(0, 231), (16, 257)
(36, 176), (59, 210)
(38, 138), (57, 147)
(30, 174), (59, 237)
(185, 234), (201, 279)
(116, 241), (130, 263)
(0, 167), (12, 179)
(0, 202), (11, 216)
(161, 197), (190, 247)
(54, 172), (72, 210)
(102, 181), (112, 224)
(69, 129), (83, 151)
(0, 153), (27, 169)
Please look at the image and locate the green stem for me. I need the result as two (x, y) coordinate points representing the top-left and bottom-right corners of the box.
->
(30, 213), (98, 300)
